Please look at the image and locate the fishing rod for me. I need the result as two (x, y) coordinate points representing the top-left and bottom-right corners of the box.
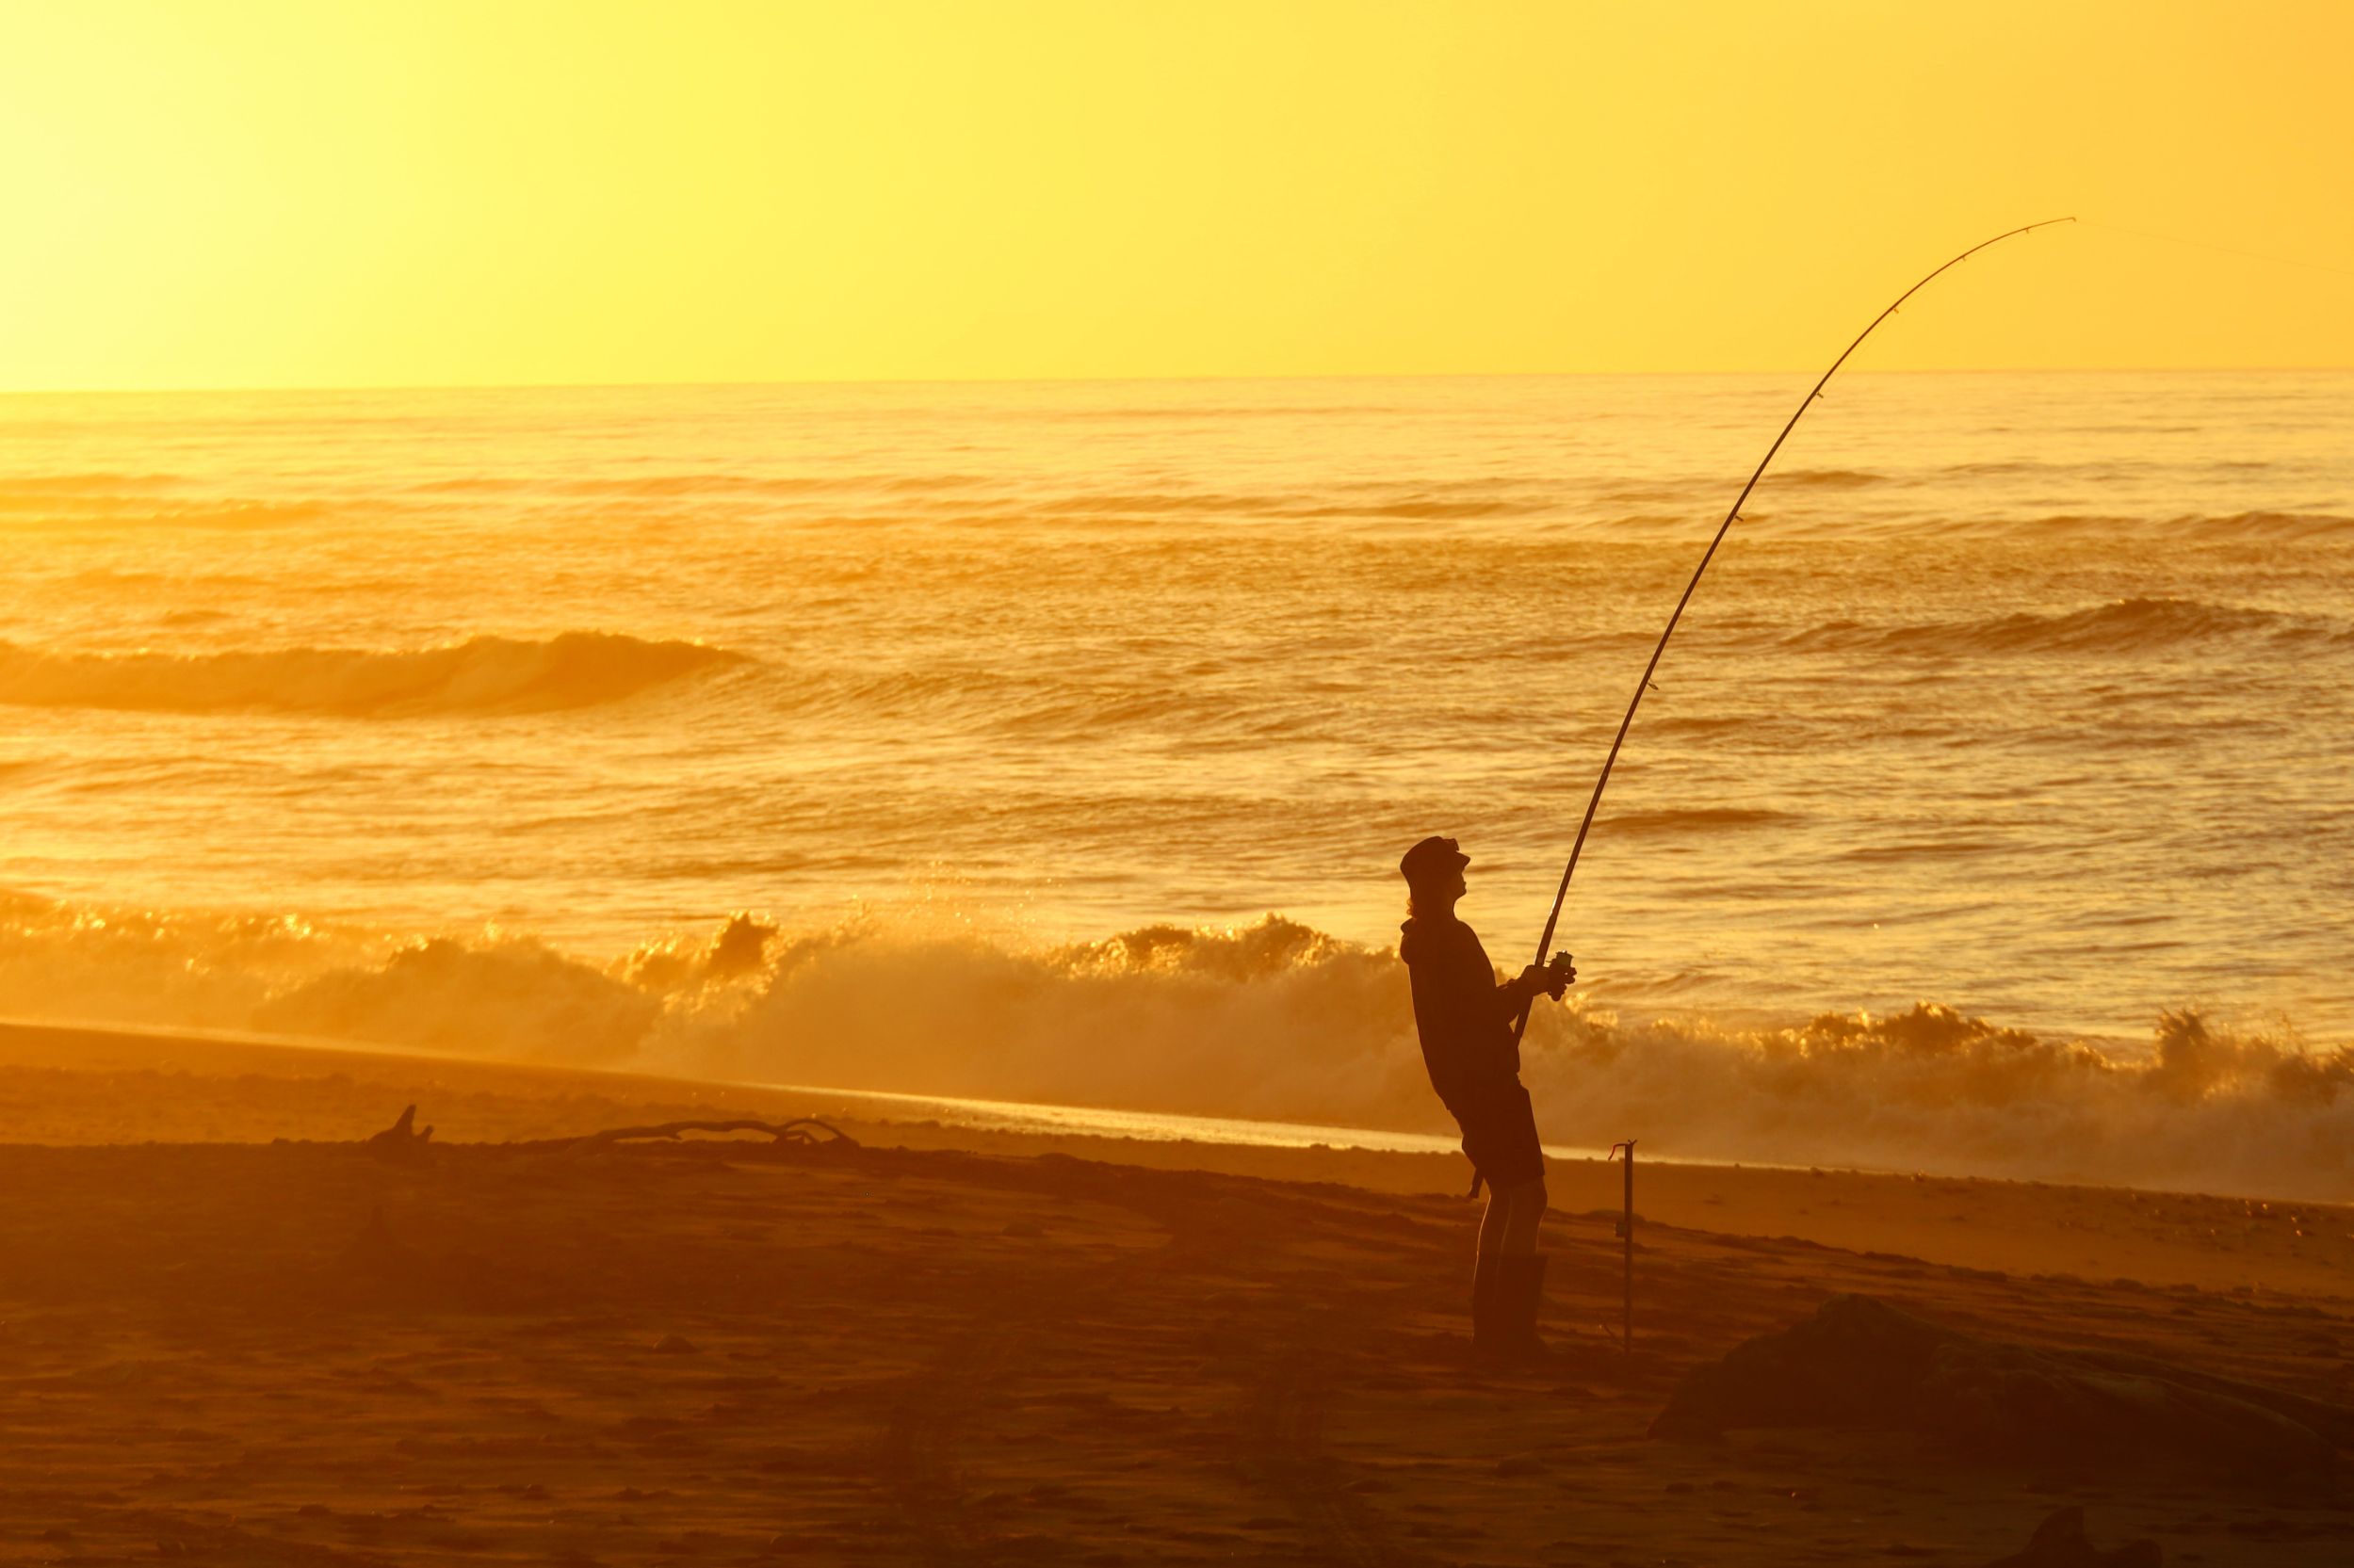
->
(1511, 218), (2075, 1048)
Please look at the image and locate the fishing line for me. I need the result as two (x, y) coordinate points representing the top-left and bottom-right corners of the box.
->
(1509, 218), (2076, 1048)
(2080, 218), (2354, 283)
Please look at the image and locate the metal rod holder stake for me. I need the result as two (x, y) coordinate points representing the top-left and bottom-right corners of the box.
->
(1608, 1139), (1635, 1350)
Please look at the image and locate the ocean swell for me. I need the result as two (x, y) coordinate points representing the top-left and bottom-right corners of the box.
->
(1762, 467), (1882, 489)
(1, 895), (2347, 1201)
(1599, 807), (1794, 835)
(0, 632), (748, 717)
(2008, 511), (2354, 540)
(1783, 597), (2347, 657)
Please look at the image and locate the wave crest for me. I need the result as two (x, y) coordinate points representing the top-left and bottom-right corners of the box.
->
(0, 632), (748, 716)
(257, 937), (657, 1062)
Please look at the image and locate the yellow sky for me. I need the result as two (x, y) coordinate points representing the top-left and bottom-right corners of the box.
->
(1, 0), (2348, 390)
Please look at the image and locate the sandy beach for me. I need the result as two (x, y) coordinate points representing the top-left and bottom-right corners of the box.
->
(4, 1020), (2347, 1566)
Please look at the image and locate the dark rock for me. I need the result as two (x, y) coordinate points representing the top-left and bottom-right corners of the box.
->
(1650, 1294), (2337, 1483)
(1982, 1506), (2160, 1566)
(334, 1206), (421, 1280)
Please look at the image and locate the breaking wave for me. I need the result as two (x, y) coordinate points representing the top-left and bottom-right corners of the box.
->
(0, 632), (749, 717)
(1, 893), (2347, 1201)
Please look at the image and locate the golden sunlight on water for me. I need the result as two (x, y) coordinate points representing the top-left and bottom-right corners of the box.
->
(1, 371), (2347, 1192)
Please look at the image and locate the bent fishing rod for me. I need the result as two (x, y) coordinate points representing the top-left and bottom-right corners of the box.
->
(1510, 217), (2075, 1048)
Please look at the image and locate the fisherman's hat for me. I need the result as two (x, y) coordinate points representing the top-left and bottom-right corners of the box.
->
(1399, 834), (1470, 882)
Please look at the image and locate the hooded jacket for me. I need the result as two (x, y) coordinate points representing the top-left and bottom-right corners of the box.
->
(1398, 913), (1522, 1110)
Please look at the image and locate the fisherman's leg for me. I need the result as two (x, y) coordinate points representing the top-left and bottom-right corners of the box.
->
(1501, 1177), (1548, 1256)
(1491, 1177), (1550, 1358)
(1470, 1181), (1510, 1351)
(1476, 1181), (1513, 1268)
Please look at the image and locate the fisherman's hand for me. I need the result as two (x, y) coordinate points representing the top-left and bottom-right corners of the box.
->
(1519, 954), (1574, 1000)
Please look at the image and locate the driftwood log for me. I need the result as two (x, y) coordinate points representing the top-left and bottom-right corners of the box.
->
(363, 1107), (857, 1157)
(571, 1118), (858, 1148)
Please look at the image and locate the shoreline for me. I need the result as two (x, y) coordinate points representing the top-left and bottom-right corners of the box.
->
(6, 1016), (2349, 1301)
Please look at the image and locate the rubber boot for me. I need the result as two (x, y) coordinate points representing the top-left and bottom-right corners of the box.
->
(1493, 1253), (1549, 1363)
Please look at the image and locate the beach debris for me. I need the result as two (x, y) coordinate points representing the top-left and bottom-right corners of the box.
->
(1981, 1506), (2159, 1567)
(365, 1104), (434, 1165)
(1650, 1294), (2341, 1482)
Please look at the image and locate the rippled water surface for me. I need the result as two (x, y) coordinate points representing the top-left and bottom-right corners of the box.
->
(2, 372), (2348, 1053)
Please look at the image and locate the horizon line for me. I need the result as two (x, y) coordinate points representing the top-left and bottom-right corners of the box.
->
(4, 363), (2351, 400)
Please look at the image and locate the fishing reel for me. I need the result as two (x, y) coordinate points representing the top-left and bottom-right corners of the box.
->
(1544, 949), (1577, 994)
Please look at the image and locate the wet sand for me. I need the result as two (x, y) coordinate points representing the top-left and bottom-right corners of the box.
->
(2, 1022), (2349, 1564)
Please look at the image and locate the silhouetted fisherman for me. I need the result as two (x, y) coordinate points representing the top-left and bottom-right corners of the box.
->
(1398, 835), (1572, 1361)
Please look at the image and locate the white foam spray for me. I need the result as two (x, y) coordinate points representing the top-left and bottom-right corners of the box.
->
(4, 893), (2346, 1201)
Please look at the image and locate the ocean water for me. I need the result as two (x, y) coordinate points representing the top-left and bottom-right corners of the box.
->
(3, 373), (2349, 1193)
